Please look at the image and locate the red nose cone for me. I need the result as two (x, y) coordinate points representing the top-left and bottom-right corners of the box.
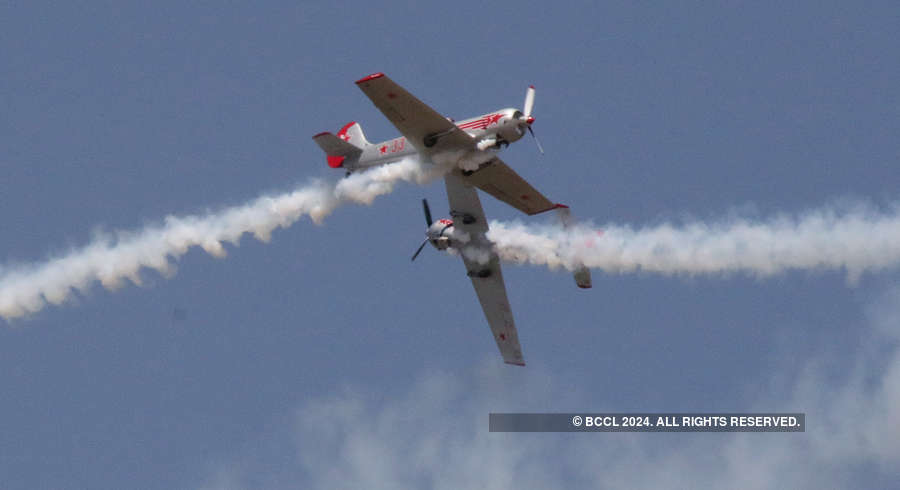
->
(526, 116), (535, 125)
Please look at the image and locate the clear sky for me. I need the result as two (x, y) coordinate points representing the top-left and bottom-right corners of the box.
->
(1, 1), (898, 488)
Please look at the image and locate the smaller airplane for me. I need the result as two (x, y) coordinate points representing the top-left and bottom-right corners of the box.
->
(409, 195), (591, 366)
(314, 73), (591, 365)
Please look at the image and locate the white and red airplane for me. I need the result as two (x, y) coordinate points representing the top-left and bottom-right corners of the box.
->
(314, 73), (591, 366)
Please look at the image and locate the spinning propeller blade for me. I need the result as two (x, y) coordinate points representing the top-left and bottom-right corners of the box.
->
(411, 238), (429, 262)
(519, 85), (543, 154)
(523, 85), (536, 118)
(422, 198), (433, 226)
(527, 126), (544, 154)
(412, 199), (435, 261)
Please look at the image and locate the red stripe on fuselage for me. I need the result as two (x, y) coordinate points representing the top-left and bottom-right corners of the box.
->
(458, 117), (488, 125)
(456, 114), (497, 130)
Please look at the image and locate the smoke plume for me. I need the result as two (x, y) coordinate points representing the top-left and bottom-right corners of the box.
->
(486, 202), (900, 280)
(0, 158), (435, 320)
(5, 160), (898, 322)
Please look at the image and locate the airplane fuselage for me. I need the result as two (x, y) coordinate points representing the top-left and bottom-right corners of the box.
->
(352, 108), (525, 170)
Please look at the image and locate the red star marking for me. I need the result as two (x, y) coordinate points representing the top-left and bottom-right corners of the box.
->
(380, 145), (387, 154)
(387, 92), (397, 99)
(499, 333), (506, 341)
(486, 113), (503, 126)
(520, 194), (530, 200)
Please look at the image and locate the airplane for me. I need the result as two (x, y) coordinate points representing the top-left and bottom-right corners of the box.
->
(313, 73), (591, 366)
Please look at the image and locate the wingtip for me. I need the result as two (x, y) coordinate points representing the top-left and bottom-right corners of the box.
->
(530, 203), (568, 215)
(312, 131), (332, 139)
(504, 360), (526, 367)
(355, 72), (385, 84)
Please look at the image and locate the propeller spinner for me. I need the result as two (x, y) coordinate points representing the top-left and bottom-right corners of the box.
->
(411, 199), (454, 261)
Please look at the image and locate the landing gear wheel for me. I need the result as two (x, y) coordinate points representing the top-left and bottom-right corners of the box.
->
(423, 134), (438, 148)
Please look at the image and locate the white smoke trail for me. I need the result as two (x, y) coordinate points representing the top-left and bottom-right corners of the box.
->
(486, 202), (900, 280)
(0, 158), (439, 320)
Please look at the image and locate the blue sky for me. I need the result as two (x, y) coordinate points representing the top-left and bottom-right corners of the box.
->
(1, 2), (898, 488)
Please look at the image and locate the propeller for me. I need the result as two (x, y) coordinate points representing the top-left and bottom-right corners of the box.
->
(411, 239), (428, 262)
(520, 85), (544, 154)
(523, 85), (535, 119)
(422, 198), (433, 227)
(527, 125), (544, 154)
(412, 199), (433, 261)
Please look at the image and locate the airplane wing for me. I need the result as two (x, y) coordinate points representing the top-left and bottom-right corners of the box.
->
(462, 156), (558, 215)
(445, 171), (525, 366)
(355, 73), (474, 153)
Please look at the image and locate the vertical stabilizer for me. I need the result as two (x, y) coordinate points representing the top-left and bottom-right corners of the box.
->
(337, 121), (370, 148)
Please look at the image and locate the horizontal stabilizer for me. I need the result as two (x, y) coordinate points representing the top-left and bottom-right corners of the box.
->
(574, 266), (592, 289)
(312, 132), (362, 168)
(556, 205), (593, 289)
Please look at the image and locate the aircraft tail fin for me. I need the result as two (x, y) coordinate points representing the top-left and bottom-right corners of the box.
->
(312, 130), (363, 168)
(336, 121), (370, 148)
